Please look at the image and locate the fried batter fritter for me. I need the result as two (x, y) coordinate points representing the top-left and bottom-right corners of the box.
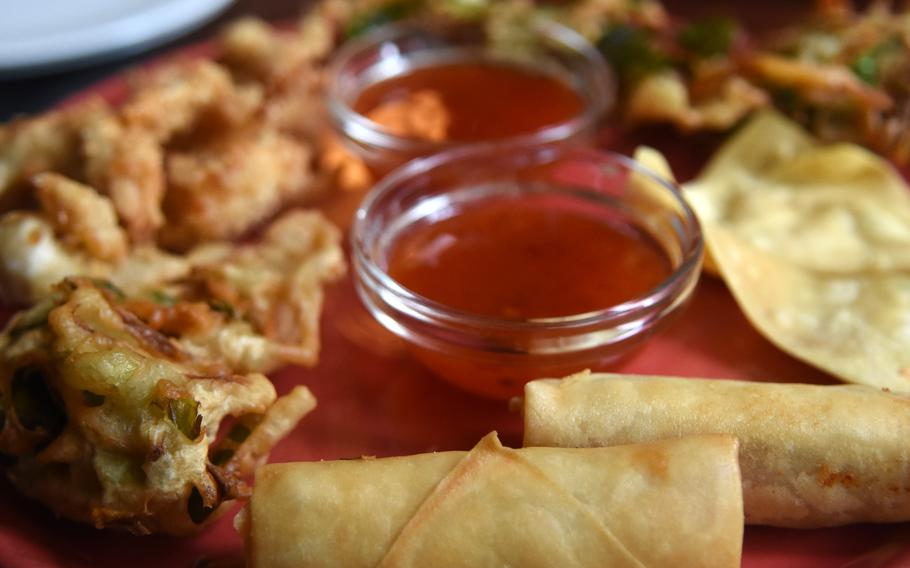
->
(33, 173), (129, 263)
(0, 278), (316, 535)
(175, 210), (345, 373)
(0, 213), (109, 305)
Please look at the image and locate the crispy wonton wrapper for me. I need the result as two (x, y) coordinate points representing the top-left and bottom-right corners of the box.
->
(238, 432), (743, 568)
(679, 111), (910, 390)
(684, 111), (910, 273)
(524, 372), (910, 528)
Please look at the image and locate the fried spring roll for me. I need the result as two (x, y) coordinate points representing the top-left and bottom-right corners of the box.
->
(523, 371), (910, 528)
(238, 433), (743, 568)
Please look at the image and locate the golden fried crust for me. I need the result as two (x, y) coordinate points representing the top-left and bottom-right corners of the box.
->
(219, 6), (343, 86)
(0, 212), (110, 306)
(32, 173), (129, 262)
(0, 98), (108, 210)
(161, 125), (314, 250)
(0, 279), (316, 535)
(121, 60), (262, 143)
(81, 111), (166, 243)
(178, 209), (345, 373)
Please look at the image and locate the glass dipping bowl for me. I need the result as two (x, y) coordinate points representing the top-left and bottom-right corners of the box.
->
(326, 18), (614, 177)
(351, 144), (704, 399)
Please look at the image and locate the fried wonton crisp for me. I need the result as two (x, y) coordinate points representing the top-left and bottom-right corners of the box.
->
(683, 111), (910, 391)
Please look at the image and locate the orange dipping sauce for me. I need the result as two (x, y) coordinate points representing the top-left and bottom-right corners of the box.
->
(387, 196), (672, 319)
(354, 60), (586, 141)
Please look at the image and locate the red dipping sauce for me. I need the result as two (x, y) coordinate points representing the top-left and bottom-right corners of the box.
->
(352, 145), (702, 400)
(388, 197), (672, 319)
(354, 61), (586, 141)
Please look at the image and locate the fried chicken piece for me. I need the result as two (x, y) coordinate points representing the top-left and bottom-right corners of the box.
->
(161, 124), (314, 250)
(0, 278), (316, 535)
(0, 213), (109, 305)
(0, 203), (205, 306)
(0, 99), (107, 210)
(82, 112), (166, 242)
(33, 173), (128, 262)
(219, 3), (347, 86)
(261, 61), (327, 141)
(121, 60), (263, 143)
(178, 210), (345, 373)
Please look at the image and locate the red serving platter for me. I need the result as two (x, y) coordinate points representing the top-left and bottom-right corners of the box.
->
(3, 20), (910, 568)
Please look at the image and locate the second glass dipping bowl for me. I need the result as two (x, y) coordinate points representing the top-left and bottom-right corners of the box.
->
(351, 144), (704, 399)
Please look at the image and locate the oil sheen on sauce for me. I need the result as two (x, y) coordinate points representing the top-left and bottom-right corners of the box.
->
(387, 197), (672, 319)
(353, 60), (585, 140)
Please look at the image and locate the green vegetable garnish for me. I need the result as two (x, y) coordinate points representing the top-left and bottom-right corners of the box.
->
(149, 290), (177, 306)
(11, 367), (65, 436)
(187, 486), (217, 524)
(81, 390), (105, 407)
(207, 299), (238, 320)
(167, 397), (202, 441)
(678, 17), (736, 58)
(598, 24), (669, 82)
(345, 0), (421, 39)
(851, 36), (903, 85)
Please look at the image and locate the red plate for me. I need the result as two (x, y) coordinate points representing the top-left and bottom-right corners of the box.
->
(2, 31), (910, 568)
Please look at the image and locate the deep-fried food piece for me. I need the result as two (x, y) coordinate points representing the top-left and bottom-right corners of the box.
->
(109, 245), (221, 299)
(219, 2), (348, 86)
(0, 213), (111, 306)
(122, 60), (263, 143)
(0, 278), (317, 535)
(261, 62), (327, 141)
(0, 205), (204, 307)
(0, 99), (107, 210)
(82, 112), (166, 242)
(33, 173), (128, 262)
(319, 134), (373, 192)
(744, 53), (892, 110)
(754, 1), (910, 160)
(178, 210), (345, 373)
(161, 124), (314, 249)
(627, 69), (769, 131)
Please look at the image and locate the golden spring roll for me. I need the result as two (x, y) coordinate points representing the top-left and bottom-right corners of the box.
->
(523, 371), (910, 528)
(238, 432), (743, 568)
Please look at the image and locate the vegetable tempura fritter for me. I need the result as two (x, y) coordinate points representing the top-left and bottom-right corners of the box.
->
(167, 210), (346, 373)
(0, 278), (316, 535)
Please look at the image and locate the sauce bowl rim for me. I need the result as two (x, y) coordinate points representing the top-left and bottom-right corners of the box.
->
(325, 17), (616, 154)
(351, 143), (704, 340)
